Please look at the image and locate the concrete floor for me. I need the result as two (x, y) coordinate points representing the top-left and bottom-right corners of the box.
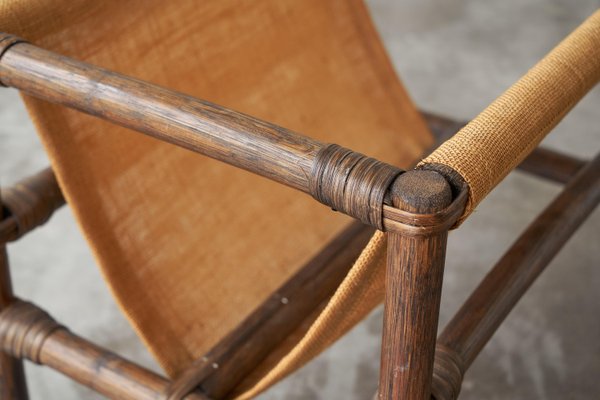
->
(1, 0), (599, 399)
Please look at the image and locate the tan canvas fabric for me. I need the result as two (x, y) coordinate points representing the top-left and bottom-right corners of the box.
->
(0, 0), (432, 392)
(421, 10), (600, 223)
(233, 231), (387, 398)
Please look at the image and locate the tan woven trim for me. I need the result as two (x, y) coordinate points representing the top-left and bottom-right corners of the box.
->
(233, 230), (387, 399)
(420, 10), (600, 224)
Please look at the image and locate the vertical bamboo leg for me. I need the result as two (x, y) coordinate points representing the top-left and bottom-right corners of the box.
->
(379, 170), (453, 400)
(0, 189), (29, 399)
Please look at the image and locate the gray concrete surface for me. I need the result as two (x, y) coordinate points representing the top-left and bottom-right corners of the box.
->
(1, 1), (599, 399)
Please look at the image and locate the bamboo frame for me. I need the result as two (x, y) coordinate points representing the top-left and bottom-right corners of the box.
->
(0, 199), (29, 399)
(0, 35), (598, 400)
(431, 152), (600, 400)
(379, 170), (455, 400)
(0, 300), (208, 400)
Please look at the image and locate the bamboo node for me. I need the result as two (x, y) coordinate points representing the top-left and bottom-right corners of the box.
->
(1, 169), (65, 241)
(0, 300), (64, 364)
(0, 33), (29, 86)
(432, 344), (465, 400)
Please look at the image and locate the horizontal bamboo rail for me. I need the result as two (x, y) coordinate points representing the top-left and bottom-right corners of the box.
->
(0, 300), (209, 400)
(1, 34), (589, 228)
(0, 38), (323, 194)
(0, 191), (28, 399)
(0, 168), (65, 243)
(431, 152), (600, 399)
(516, 147), (586, 184)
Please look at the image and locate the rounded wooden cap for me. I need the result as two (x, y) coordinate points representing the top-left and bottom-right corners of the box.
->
(389, 170), (453, 213)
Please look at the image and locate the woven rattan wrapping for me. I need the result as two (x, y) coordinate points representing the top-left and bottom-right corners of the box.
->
(421, 10), (600, 223)
(0, 169), (63, 240)
(0, 300), (63, 364)
(310, 144), (403, 229)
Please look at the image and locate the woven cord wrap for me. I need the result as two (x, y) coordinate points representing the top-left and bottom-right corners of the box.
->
(420, 10), (600, 224)
(1, 169), (65, 240)
(309, 144), (403, 229)
(432, 344), (465, 400)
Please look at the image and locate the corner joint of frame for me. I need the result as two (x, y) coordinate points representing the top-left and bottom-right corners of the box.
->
(0, 33), (28, 87)
(382, 164), (468, 236)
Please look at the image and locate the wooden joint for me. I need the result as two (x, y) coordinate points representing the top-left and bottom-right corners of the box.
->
(0, 168), (65, 243)
(0, 33), (28, 86)
(431, 344), (464, 400)
(0, 299), (210, 400)
(309, 144), (403, 229)
(388, 170), (452, 213)
(379, 166), (466, 398)
(0, 300), (64, 364)
(382, 166), (468, 235)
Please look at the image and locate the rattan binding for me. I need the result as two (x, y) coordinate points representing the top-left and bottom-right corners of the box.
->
(309, 144), (403, 229)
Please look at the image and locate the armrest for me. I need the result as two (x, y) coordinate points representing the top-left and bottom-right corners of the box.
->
(0, 33), (322, 194)
(0, 33), (405, 229)
(420, 10), (600, 224)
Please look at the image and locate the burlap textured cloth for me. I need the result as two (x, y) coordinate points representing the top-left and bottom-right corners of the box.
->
(240, 8), (600, 398)
(6, 1), (595, 396)
(421, 10), (600, 223)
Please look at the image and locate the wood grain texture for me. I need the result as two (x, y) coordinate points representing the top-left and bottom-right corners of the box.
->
(0, 42), (323, 194)
(310, 144), (403, 228)
(0, 188), (29, 399)
(516, 146), (586, 184)
(434, 152), (600, 399)
(379, 170), (453, 400)
(0, 168), (65, 243)
(0, 34), (26, 78)
(0, 300), (209, 400)
(431, 344), (463, 400)
(420, 111), (466, 145)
